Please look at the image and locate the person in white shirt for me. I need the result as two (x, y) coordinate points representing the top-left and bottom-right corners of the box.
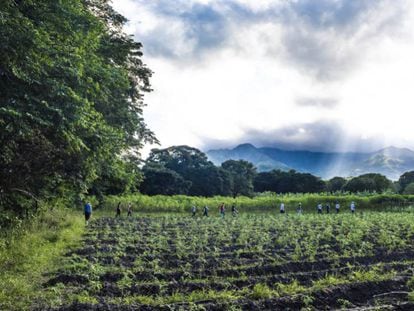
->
(317, 203), (323, 214)
(350, 202), (356, 213)
(335, 202), (340, 214)
(280, 203), (285, 214)
(296, 202), (303, 214)
(191, 205), (197, 217)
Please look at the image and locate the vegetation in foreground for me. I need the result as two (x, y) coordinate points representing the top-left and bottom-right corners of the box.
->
(0, 208), (84, 310)
(34, 211), (414, 310)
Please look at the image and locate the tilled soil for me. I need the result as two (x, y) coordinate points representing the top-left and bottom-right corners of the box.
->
(38, 216), (414, 310)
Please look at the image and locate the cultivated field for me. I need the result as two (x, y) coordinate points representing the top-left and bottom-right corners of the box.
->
(39, 212), (414, 310)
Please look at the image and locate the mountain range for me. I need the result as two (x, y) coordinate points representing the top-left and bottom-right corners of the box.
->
(206, 144), (414, 180)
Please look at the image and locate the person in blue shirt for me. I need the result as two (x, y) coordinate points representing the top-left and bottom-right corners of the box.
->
(84, 202), (92, 225)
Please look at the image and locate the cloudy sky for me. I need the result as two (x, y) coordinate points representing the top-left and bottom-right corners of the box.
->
(112, 0), (414, 153)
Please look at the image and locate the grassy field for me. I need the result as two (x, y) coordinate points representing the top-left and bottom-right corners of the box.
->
(35, 210), (414, 310)
(0, 209), (85, 310)
(101, 193), (414, 213)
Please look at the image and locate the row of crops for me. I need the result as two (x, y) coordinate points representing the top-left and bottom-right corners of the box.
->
(38, 212), (414, 310)
(99, 193), (414, 213)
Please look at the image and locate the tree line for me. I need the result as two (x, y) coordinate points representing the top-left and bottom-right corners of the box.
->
(140, 146), (414, 197)
(0, 0), (155, 216)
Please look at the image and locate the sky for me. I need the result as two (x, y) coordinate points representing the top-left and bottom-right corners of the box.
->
(112, 0), (414, 154)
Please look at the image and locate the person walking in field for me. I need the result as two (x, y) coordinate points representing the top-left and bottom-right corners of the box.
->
(280, 202), (285, 214)
(317, 203), (323, 214)
(297, 202), (303, 214)
(219, 203), (225, 218)
(203, 205), (209, 217)
(231, 204), (238, 217)
(191, 205), (197, 217)
(127, 202), (132, 217)
(116, 202), (121, 217)
(326, 203), (330, 214)
(335, 202), (340, 213)
(350, 201), (356, 214)
(84, 202), (92, 225)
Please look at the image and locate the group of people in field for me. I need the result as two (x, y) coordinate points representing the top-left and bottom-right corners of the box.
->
(280, 201), (356, 214)
(191, 203), (239, 218)
(115, 202), (133, 218)
(82, 201), (134, 225)
(83, 200), (357, 225)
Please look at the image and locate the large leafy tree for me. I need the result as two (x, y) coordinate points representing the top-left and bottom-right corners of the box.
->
(143, 146), (232, 196)
(326, 177), (347, 192)
(253, 170), (325, 194)
(252, 172), (274, 193)
(398, 171), (414, 194)
(145, 146), (212, 174)
(343, 173), (392, 193)
(221, 160), (257, 197)
(141, 165), (192, 196)
(0, 0), (156, 213)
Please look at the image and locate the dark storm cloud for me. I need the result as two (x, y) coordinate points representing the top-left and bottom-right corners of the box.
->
(128, 0), (407, 79)
(202, 121), (385, 153)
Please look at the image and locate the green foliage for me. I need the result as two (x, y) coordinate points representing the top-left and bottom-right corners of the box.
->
(0, 0), (156, 214)
(102, 193), (414, 213)
(326, 176), (347, 192)
(0, 208), (84, 310)
(403, 182), (414, 195)
(254, 169), (326, 194)
(343, 174), (392, 193)
(221, 159), (257, 197)
(141, 166), (192, 195)
(250, 284), (273, 299)
(142, 146), (233, 197)
(40, 212), (414, 308)
(398, 171), (414, 194)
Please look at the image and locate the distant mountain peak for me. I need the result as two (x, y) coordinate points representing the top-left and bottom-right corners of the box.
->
(234, 143), (256, 150)
(376, 146), (414, 157)
(206, 143), (414, 180)
(382, 145), (412, 151)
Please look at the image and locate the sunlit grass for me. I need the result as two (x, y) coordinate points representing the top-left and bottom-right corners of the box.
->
(0, 209), (85, 310)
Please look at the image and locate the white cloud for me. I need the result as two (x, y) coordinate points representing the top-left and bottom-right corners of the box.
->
(111, 0), (414, 154)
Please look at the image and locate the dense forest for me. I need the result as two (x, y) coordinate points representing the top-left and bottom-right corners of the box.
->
(0, 0), (156, 216)
(139, 145), (414, 197)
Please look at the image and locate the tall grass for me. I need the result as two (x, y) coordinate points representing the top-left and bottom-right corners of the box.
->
(0, 207), (85, 310)
(102, 193), (414, 213)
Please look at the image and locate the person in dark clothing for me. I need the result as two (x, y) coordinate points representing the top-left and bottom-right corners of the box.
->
(203, 205), (209, 217)
(219, 203), (225, 218)
(116, 202), (121, 217)
(127, 203), (132, 217)
(231, 204), (238, 217)
(326, 203), (330, 214)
